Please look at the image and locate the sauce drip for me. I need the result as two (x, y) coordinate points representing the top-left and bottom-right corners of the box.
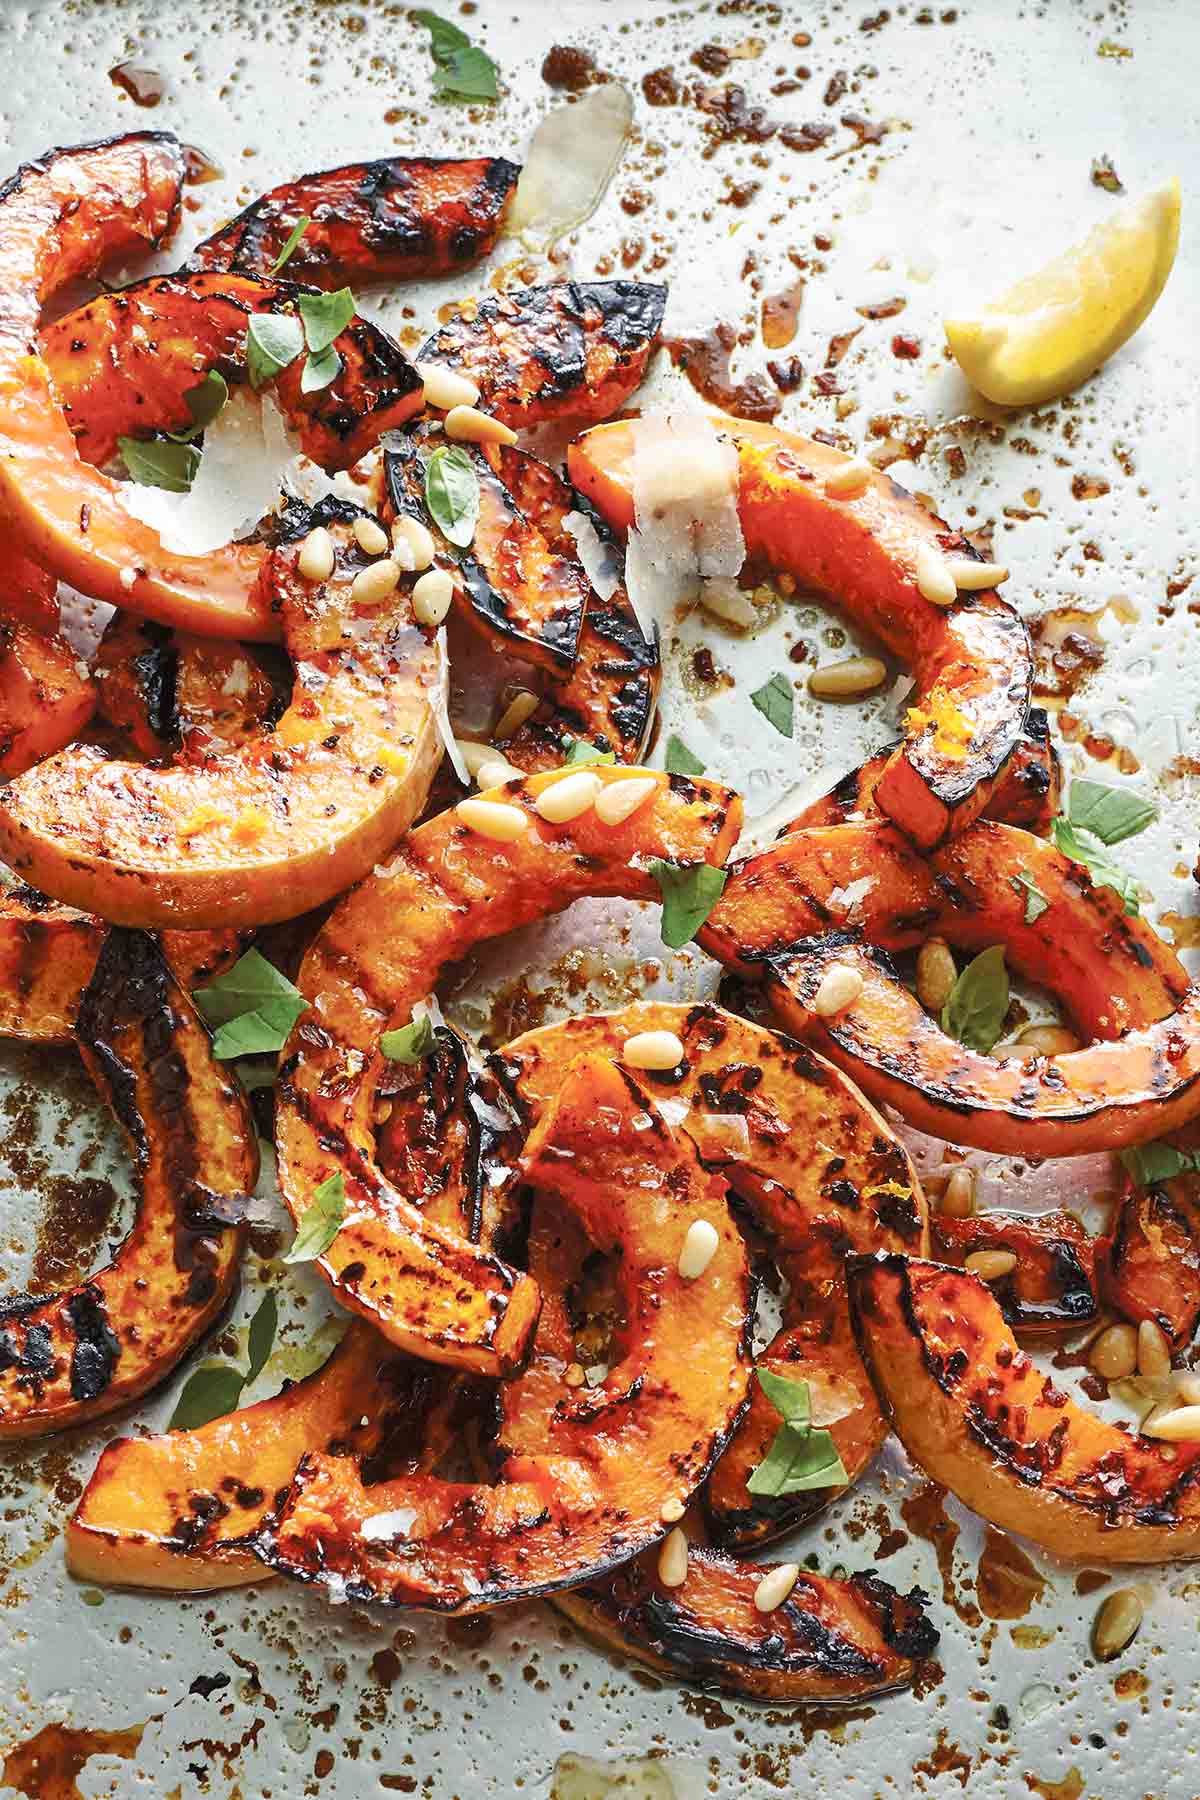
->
(108, 62), (165, 107)
(665, 324), (780, 421)
(761, 279), (805, 350)
(900, 1481), (981, 1626)
(2, 1722), (146, 1800)
(182, 144), (223, 186)
(976, 1529), (1045, 1620)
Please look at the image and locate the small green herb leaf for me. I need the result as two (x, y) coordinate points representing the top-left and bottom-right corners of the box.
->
(745, 1371), (849, 1496)
(664, 734), (705, 778)
(1010, 869), (1050, 924)
(179, 369), (229, 437)
(246, 312), (304, 388)
(1120, 1142), (1200, 1186)
(750, 671), (794, 739)
(755, 1368), (812, 1430)
(117, 435), (200, 493)
(298, 287), (356, 355)
(1066, 779), (1156, 847)
(940, 944), (1009, 1055)
(193, 948), (307, 1060)
(282, 1171), (346, 1265)
(380, 1014), (437, 1064)
(300, 345), (342, 393)
(649, 860), (728, 950)
(168, 1363), (247, 1432)
(1052, 816), (1141, 916)
(424, 444), (480, 547)
(245, 1290), (278, 1385)
(414, 10), (499, 100)
(268, 214), (312, 275)
(413, 7), (471, 56)
(563, 737), (616, 766)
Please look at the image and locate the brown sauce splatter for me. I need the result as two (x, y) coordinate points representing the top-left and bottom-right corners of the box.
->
(541, 46), (597, 90)
(900, 1481), (981, 1627)
(1162, 911), (1200, 949)
(976, 1529), (1045, 1620)
(3, 1722), (146, 1799)
(857, 295), (907, 320)
(665, 324), (780, 420)
(761, 279), (805, 349)
(913, 1730), (973, 1787)
(1024, 1770), (1084, 1800)
(108, 62), (164, 106)
(28, 1175), (118, 1294)
(183, 144), (223, 185)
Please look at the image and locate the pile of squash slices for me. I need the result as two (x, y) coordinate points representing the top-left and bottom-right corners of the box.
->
(0, 128), (1197, 1707)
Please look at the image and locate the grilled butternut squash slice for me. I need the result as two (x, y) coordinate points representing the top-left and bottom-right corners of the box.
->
(0, 619), (95, 776)
(933, 1209), (1099, 1334)
(0, 929), (255, 1439)
(1102, 1174), (1200, 1345)
(419, 281), (667, 428)
(274, 766), (741, 1376)
(93, 615), (275, 763)
(188, 155), (519, 286)
(570, 416), (1034, 847)
(850, 1253), (1200, 1563)
(260, 1058), (751, 1611)
(0, 500), (442, 929)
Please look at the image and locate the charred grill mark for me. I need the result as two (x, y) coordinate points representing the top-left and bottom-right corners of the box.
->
(66, 1285), (120, 1401)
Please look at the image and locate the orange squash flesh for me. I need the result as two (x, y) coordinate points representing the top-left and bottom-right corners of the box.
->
(850, 1253), (1200, 1563)
(569, 416), (1033, 847)
(0, 929), (256, 1439)
(260, 1057), (751, 1611)
(933, 1209), (1099, 1334)
(274, 766), (741, 1376)
(0, 619), (96, 775)
(0, 502), (442, 929)
(1101, 1175), (1200, 1345)
(92, 616), (275, 763)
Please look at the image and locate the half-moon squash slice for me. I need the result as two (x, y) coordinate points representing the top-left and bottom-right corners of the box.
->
(1102, 1173), (1200, 1345)
(0, 619), (96, 776)
(933, 1209), (1099, 1334)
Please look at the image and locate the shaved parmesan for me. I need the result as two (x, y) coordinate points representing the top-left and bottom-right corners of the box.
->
(563, 509), (620, 601)
(360, 1507), (417, 1542)
(430, 627), (471, 786)
(623, 411), (746, 638)
(509, 84), (633, 249)
(120, 387), (290, 555)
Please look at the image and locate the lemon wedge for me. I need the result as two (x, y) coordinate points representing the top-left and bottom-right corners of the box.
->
(945, 180), (1181, 405)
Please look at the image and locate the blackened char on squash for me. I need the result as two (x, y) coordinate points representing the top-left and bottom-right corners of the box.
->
(187, 155), (520, 286)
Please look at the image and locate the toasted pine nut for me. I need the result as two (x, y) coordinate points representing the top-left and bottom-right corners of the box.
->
(595, 776), (658, 826)
(534, 771), (602, 824)
(623, 1029), (685, 1071)
(808, 655), (888, 700)
(823, 457), (873, 498)
(476, 757), (522, 790)
(416, 360), (482, 411)
(700, 578), (758, 628)
(678, 1219), (720, 1280)
(915, 544), (957, 607)
(965, 1249), (1017, 1282)
(941, 1166), (976, 1219)
(352, 515), (390, 556)
(1143, 1404), (1200, 1442)
(1090, 1323), (1139, 1382)
(1018, 1024), (1082, 1057)
(298, 526), (336, 583)
(564, 1362), (585, 1388)
(493, 689), (539, 741)
(945, 557), (1009, 590)
(1175, 1372), (1200, 1405)
(456, 739), (498, 779)
(753, 1562), (801, 1614)
(456, 798), (529, 842)
(444, 404), (518, 446)
(658, 1527), (689, 1588)
(812, 962), (864, 1018)
(1092, 1588), (1143, 1662)
(1138, 1318), (1172, 1381)
(411, 568), (454, 627)
(391, 515), (436, 571)
(659, 1497), (685, 1524)
(350, 558), (401, 606)
(916, 936), (957, 1012)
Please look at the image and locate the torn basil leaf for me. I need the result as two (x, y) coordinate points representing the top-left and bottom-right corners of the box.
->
(745, 1370), (849, 1496)
(245, 1290), (278, 1385)
(1120, 1142), (1200, 1186)
(665, 734), (705, 778)
(424, 444), (480, 547)
(268, 214), (312, 275)
(193, 948), (307, 1060)
(246, 311), (305, 389)
(117, 435), (200, 493)
(168, 1363), (247, 1432)
(563, 737), (616, 766)
(750, 671), (794, 739)
(298, 287), (356, 355)
(413, 9), (499, 101)
(1052, 816), (1141, 916)
(649, 860), (728, 951)
(1011, 869), (1050, 924)
(380, 1014), (437, 1063)
(1066, 779), (1156, 847)
(940, 944), (1009, 1055)
(282, 1171), (346, 1265)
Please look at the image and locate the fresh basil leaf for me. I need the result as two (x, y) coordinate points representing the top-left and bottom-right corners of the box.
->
(298, 287), (356, 355)
(1067, 779), (1156, 847)
(750, 671), (794, 739)
(563, 737), (616, 766)
(414, 9), (498, 100)
(300, 345), (342, 394)
(1010, 869), (1049, 925)
(380, 1014), (436, 1063)
(193, 948), (307, 1060)
(168, 1363), (246, 1432)
(756, 1368), (812, 1430)
(245, 1290), (278, 1385)
(665, 734), (705, 778)
(1052, 817), (1141, 916)
(424, 444), (480, 548)
(649, 860), (728, 951)
(268, 214), (312, 275)
(1120, 1142), (1200, 1186)
(178, 370), (229, 438)
(282, 1171), (346, 1265)
(413, 7), (471, 55)
(117, 435), (200, 492)
(234, 1058), (278, 1094)
(940, 944), (1009, 1055)
(745, 1423), (849, 1495)
(246, 312), (304, 388)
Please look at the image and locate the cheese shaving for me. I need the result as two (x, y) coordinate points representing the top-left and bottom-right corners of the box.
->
(563, 509), (620, 601)
(120, 388), (292, 555)
(624, 411), (745, 639)
(508, 84), (634, 249)
(360, 1507), (418, 1542)
(430, 627), (471, 786)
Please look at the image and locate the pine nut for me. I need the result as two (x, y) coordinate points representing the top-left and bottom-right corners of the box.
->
(476, 757), (521, 791)
(658, 1527), (689, 1588)
(1092, 1588), (1143, 1662)
(1138, 1319), (1172, 1381)
(1175, 1373), (1200, 1405)
(916, 936), (957, 1012)
(456, 739), (498, 779)
(352, 515), (390, 556)
(411, 568), (454, 627)
(812, 962), (864, 1018)
(678, 1219), (720, 1280)
(965, 1249), (1017, 1282)
(941, 1166), (976, 1219)
(595, 776), (658, 826)
(534, 770), (602, 824)
(915, 544), (957, 607)
(455, 798), (529, 842)
(700, 578), (757, 628)
(444, 404), (518, 447)
(392, 515), (436, 571)
(1143, 1404), (1200, 1441)
(808, 655), (888, 700)
(297, 526), (335, 583)
(1017, 1024), (1082, 1057)
(945, 557), (1009, 590)
(659, 1497), (685, 1524)
(623, 1029), (685, 1071)
(564, 1362), (585, 1388)
(350, 559), (401, 606)
(1090, 1323), (1139, 1383)
(493, 689), (539, 741)
(753, 1562), (800, 1614)
(416, 360), (482, 411)
(823, 457), (873, 498)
